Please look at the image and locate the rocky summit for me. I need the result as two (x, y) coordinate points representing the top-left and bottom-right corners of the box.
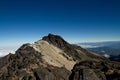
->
(0, 34), (120, 80)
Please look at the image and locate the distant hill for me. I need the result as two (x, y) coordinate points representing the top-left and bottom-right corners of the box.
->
(88, 47), (120, 56)
(78, 41), (120, 62)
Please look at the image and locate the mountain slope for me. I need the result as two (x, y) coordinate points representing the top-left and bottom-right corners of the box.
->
(0, 34), (120, 80)
(42, 34), (107, 62)
(31, 40), (75, 70)
(0, 43), (70, 80)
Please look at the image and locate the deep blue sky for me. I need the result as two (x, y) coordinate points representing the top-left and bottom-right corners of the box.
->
(0, 0), (120, 46)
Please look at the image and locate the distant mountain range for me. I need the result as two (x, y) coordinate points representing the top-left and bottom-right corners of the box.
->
(79, 41), (120, 49)
(78, 41), (120, 62)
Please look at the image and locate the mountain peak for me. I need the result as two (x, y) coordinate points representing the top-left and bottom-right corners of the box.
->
(42, 33), (68, 47)
(42, 33), (65, 41)
(48, 33), (57, 36)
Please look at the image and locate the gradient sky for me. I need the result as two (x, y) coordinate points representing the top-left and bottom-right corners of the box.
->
(0, 0), (120, 47)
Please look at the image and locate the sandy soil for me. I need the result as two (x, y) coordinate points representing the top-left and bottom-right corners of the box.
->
(31, 40), (76, 71)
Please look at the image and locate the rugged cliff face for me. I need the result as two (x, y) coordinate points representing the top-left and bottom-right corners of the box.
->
(0, 34), (120, 80)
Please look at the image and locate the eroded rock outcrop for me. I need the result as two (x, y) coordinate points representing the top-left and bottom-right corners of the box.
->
(69, 60), (120, 80)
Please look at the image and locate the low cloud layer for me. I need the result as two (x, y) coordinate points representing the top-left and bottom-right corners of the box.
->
(0, 46), (19, 57)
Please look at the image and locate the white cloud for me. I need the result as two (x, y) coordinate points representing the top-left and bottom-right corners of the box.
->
(79, 44), (99, 48)
(103, 54), (110, 58)
(0, 46), (19, 57)
(0, 50), (14, 57)
(0, 52), (4, 57)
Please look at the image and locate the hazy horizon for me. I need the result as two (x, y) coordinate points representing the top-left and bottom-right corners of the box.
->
(0, 39), (120, 57)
